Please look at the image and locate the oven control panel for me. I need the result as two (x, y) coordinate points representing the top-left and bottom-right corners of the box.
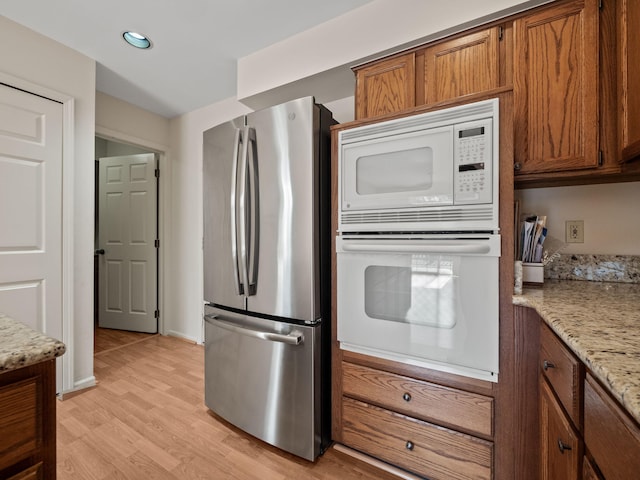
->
(454, 119), (493, 205)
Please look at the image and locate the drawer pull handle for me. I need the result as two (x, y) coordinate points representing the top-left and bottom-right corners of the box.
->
(543, 360), (555, 371)
(557, 439), (572, 454)
(402, 392), (412, 402)
(405, 441), (414, 451)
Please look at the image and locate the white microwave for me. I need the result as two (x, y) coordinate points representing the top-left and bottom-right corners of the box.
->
(338, 99), (499, 233)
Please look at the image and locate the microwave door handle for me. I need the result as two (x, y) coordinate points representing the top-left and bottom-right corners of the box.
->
(230, 128), (243, 296)
(341, 242), (491, 255)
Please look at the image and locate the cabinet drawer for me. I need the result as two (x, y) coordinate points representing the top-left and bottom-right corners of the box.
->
(7, 463), (43, 480)
(584, 374), (640, 480)
(342, 362), (493, 437)
(539, 322), (583, 427)
(342, 397), (492, 480)
(0, 379), (39, 472)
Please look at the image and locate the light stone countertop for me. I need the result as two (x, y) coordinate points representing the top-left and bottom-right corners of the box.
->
(514, 280), (640, 424)
(0, 313), (66, 372)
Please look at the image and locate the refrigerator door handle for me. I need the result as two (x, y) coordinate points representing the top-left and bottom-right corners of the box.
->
(246, 127), (259, 293)
(230, 127), (244, 295)
(204, 314), (304, 346)
(238, 127), (251, 297)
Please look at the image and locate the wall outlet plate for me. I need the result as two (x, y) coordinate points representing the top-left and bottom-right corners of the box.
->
(566, 220), (584, 243)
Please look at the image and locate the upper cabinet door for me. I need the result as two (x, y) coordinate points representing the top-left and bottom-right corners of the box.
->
(619, 0), (640, 162)
(354, 52), (415, 120)
(421, 26), (502, 105)
(513, 0), (599, 175)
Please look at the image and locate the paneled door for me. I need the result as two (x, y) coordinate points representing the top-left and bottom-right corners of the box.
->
(0, 83), (63, 390)
(97, 153), (158, 333)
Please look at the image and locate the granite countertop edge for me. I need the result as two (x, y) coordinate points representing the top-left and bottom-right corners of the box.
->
(0, 314), (66, 373)
(513, 280), (640, 425)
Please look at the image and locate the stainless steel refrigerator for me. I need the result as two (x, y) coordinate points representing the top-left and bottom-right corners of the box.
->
(202, 97), (334, 461)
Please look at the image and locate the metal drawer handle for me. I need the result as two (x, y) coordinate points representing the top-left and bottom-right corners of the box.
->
(405, 441), (414, 451)
(557, 439), (572, 454)
(402, 392), (411, 402)
(204, 315), (303, 346)
(543, 360), (555, 371)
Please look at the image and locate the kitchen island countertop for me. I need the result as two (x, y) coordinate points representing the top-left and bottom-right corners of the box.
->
(0, 313), (66, 372)
(514, 280), (640, 424)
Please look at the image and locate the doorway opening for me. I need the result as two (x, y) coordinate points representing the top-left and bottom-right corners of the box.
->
(94, 136), (160, 344)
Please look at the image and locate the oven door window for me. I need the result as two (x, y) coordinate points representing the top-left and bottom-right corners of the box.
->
(364, 256), (456, 328)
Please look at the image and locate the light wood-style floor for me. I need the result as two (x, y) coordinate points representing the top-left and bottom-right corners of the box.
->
(58, 332), (398, 479)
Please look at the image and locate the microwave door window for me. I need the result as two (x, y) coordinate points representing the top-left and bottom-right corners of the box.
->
(363, 255), (457, 329)
(356, 148), (432, 195)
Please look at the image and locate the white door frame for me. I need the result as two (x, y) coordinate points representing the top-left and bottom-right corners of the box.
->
(0, 72), (75, 393)
(95, 126), (169, 337)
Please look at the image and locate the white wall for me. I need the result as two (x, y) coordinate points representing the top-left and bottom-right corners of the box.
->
(167, 99), (252, 342)
(0, 16), (96, 390)
(516, 182), (640, 255)
(237, 0), (552, 108)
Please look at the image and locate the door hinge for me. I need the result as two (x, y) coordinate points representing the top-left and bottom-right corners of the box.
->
(154, 310), (159, 319)
(598, 150), (604, 167)
(599, 0), (603, 9)
(155, 239), (160, 248)
(155, 168), (159, 178)
(499, 26), (504, 41)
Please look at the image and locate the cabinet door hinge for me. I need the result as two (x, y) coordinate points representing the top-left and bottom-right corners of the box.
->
(155, 168), (160, 178)
(154, 310), (159, 319)
(499, 26), (504, 41)
(599, 0), (603, 9)
(155, 239), (160, 248)
(598, 150), (604, 167)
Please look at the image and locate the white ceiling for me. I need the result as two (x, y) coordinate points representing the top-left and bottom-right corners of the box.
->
(0, 0), (373, 118)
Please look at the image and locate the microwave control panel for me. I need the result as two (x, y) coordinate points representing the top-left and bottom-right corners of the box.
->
(453, 119), (493, 205)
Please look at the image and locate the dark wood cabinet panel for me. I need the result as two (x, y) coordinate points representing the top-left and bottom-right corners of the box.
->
(513, 0), (599, 175)
(420, 27), (502, 105)
(0, 361), (55, 480)
(354, 53), (415, 120)
(584, 374), (640, 480)
(618, 0), (640, 162)
(342, 361), (493, 438)
(342, 397), (493, 480)
(539, 322), (583, 429)
(540, 379), (581, 480)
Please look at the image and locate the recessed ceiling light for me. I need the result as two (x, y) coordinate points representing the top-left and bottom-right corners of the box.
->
(122, 31), (152, 49)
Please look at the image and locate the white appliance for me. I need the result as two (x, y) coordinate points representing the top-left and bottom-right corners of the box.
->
(338, 98), (499, 233)
(336, 99), (500, 382)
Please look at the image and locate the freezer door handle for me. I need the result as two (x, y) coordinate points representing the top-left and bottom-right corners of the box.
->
(230, 127), (244, 295)
(204, 314), (304, 346)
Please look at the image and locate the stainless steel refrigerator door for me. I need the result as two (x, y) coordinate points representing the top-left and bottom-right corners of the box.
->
(203, 116), (246, 310)
(245, 97), (320, 322)
(204, 308), (321, 461)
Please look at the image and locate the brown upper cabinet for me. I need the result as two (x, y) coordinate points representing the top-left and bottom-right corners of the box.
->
(355, 52), (415, 120)
(352, 0), (639, 184)
(418, 26), (505, 105)
(619, 0), (640, 162)
(354, 25), (508, 120)
(513, 0), (599, 176)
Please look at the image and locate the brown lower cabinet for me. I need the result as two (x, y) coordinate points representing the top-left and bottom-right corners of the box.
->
(534, 311), (640, 480)
(0, 360), (56, 480)
(336, 358), (495, 479)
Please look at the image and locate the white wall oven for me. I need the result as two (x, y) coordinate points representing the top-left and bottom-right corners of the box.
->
(336, 99), (500, 382)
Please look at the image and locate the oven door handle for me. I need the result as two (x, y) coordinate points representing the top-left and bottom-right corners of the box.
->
(340, 242), (491, 255)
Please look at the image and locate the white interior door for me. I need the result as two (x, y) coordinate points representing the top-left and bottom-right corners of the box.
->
(97, 153), (158, 333)
(0, 83), (63, 390)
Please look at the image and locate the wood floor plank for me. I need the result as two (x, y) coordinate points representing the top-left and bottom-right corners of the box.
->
(58, 334), (400, 480)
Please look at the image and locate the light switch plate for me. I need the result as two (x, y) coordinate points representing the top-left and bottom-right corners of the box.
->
(566, 220), (584, 243)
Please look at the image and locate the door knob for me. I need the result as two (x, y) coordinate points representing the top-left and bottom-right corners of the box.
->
(95, 249), (105, 255)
